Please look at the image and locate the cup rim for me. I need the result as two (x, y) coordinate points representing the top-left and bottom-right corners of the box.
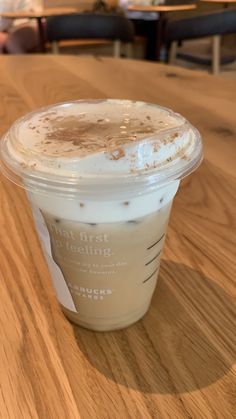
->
(0, 99), (203, 198)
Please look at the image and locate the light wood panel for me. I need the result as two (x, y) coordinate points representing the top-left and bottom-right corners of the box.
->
(201, 0), (236, 3)
(128, 4), (196, 12)
(0, 8), (80, 19)
(44, 0), (118, 8)
(0, 56), (235, 419)
(44, 0), (92, 8)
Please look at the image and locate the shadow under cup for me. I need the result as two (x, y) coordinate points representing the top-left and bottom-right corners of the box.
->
(0, 99), (203, 331)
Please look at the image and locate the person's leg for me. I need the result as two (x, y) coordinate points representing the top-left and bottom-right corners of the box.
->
(0, 32), (8, 53)
(5, 24), (39, 54)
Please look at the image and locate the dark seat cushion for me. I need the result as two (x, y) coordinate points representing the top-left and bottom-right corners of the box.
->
(46, 13), (134, 43)
(166, 10), (236, 42)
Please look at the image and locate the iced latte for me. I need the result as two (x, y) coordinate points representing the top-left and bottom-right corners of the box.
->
(0, 100), (203, 331)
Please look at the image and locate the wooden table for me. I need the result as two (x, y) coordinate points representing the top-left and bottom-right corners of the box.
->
(0, 7), (79, 51)
(201, 0), (236, 6)
(128, 4), (197, 12)
(0, 55), (235, 418)
(128, 4), (197, 60)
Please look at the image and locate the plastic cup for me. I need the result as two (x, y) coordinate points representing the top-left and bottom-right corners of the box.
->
(0, 100), (203, 331)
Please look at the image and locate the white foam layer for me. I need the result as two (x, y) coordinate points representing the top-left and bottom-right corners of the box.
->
(3, 100), (197, 222)
(8, 100), (194, 177)
(29, 181), (179, 223)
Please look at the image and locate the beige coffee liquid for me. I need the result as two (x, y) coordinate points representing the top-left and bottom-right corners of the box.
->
(42, 202), (172, 331)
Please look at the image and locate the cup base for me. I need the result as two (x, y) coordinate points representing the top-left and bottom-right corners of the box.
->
(61, 301), (151, 332)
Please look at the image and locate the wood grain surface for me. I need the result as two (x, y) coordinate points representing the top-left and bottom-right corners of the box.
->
(201, 0), (236, 3)
(0, 7), (80, 19)
(127, 4), (197, 12)
(0, 56), (236, 419)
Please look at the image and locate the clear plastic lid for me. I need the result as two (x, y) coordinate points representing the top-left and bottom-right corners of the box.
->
(0, 100), (203, 198)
